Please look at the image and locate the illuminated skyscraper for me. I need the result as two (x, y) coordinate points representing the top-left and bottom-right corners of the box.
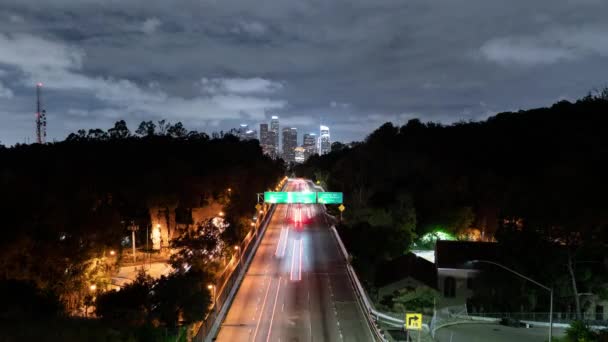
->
(303, 133), (317, 159)
(319, 125), (331, 155)
(282, 127), (297, 163)
(270, 115), (279, 155)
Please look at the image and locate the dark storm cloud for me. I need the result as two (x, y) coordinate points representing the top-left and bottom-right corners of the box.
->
(1, 0), (607, 144)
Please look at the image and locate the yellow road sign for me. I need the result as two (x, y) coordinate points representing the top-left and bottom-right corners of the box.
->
(338, 204), (345, 212)
(255, 203), (262, 211)
(405, 313), (422, 330)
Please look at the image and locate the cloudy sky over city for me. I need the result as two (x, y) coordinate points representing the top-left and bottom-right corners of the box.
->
(1, 0), (608, 145)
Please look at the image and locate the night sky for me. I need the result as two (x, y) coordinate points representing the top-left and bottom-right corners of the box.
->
(1, 0), (608, 145)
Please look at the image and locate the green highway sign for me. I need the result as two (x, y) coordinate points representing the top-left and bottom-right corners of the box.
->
(290, 192), (317, 204)
(264, 191), (343, 204)
(264, 192), (316, 204)
(317, 192), (343, 204)
(264, 192), (289, 203)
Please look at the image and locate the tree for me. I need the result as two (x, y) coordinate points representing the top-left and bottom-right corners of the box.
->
(95, 271), (153, 325)
(157, 120), (170, 135)
(108, 120), (130, 139)
(0, 279), (62, 319)
(135, 121), (156, 137)
(87, 128), (108, 140)
(331, 141), (347, 152)
(152, 271), (212, 327)
(169, 218), (228, 274)
(167, 122), (187, 138)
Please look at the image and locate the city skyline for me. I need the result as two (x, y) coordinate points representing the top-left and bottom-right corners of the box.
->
(2, 0), (608, 145)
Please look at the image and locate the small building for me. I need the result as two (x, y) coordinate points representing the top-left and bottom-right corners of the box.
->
(375, 252), (438, 302)
(435, 240), (498, 306)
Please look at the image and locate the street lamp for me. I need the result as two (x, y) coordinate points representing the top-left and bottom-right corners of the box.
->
(208, 284), (217, 313)
(218, 211), (225, 217)
(89, 284), (97, 291)
(109, 250), (116, 256)
(467, 259), (553, 342)
(234, 246), (241, 265)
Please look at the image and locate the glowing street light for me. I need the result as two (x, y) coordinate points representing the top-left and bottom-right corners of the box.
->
(218, 211), (225, 217)
(89, 284), (97, 291)
(208, 284), (217, 312)
(234, 246), (242, 265)
(109, 250), (116, 256)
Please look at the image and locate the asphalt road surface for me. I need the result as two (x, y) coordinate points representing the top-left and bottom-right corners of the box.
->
(216, 179), (374, 342)
(435, 323), (566, 342)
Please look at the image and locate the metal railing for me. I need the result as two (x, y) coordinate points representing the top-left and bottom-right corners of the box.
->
(468, 311), (608, 326)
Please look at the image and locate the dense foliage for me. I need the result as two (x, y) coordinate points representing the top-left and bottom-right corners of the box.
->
(295, 94), (608, 315)
(0, 120), (284, 332)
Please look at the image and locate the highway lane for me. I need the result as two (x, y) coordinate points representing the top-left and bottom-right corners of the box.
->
(216, 179), (373, 342)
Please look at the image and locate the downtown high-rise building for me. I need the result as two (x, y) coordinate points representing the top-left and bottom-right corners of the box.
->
(303, 133), (317, 160)
(294, 146), (306, 163)
(319, 125), (331, 155)
(260, 123), (276, 157)
(282, 127), (297, 163)
(270, 115), (280, 156)
(237, 124), (249, 140)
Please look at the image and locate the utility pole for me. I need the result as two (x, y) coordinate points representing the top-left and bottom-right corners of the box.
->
(127, 221), (139, 263)
(35, 83), (47, 144)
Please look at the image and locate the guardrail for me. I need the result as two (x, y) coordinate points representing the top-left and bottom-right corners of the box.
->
(329, 225), (387, 341)
(193, 203), (277, 341)
(466, 312), (608, 330)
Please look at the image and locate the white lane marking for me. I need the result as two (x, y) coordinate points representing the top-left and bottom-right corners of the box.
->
(266, 276), (282, 342)
(290, 239), (297, 281)
(252, 277), (273, 341)
(298, 239), (303, 281)
(274, 228), (286, 257)
(281, 228), (289, 257)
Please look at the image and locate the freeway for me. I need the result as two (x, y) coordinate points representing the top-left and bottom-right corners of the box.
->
(216, 179), (374, 342)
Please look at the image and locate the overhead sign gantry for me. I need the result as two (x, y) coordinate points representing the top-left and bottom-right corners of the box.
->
(263, 191), (343, 204)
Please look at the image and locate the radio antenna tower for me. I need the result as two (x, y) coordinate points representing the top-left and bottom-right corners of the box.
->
(35, 83), (47, 144)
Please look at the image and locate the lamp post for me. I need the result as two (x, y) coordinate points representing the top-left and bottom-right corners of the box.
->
(468, 259), (553, 342)
(234, 245), (241, 266)
(208, 284), (217, 313)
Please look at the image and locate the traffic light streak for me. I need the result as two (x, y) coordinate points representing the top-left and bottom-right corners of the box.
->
(274, 227), (288, 258)
(290, 238), (303, 281)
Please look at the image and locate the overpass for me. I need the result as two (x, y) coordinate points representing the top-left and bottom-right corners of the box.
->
(215, 178), (375, 341)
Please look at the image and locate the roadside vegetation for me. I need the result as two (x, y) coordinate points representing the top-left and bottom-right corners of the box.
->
(0, 121), (284, 339)
(295, 91), (608, 317)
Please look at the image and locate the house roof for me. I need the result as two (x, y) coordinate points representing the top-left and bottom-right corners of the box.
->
(375, 252), (437, 289)
(435, 240), (499, 269)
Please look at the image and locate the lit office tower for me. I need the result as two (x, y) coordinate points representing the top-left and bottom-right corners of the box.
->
(244, 129), (257, 140)
(237, 124), (248, 140)
(260, 123), (275, 157)
(282, 127), (297, 163)
(270, 116), (279, 155)
(294, 147), (306, 163)
(319, 125), (331, 155)
(303, 133), (317, 160)
(260, 123), (269, 145)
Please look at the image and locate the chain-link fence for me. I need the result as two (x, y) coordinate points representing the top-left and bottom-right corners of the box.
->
(430, 304), (471, 338)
